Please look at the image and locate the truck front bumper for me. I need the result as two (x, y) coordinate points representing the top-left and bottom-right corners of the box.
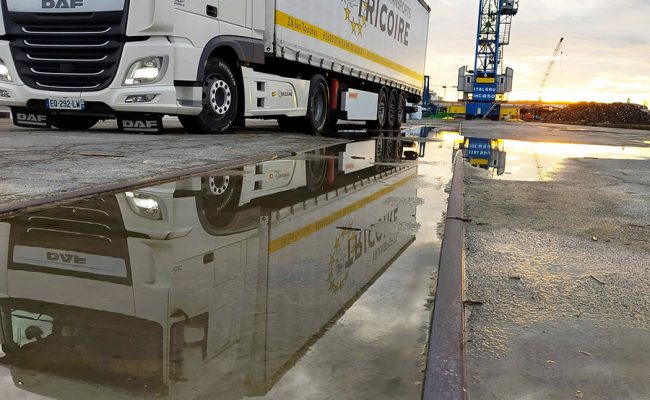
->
(0, 38), (202, 117)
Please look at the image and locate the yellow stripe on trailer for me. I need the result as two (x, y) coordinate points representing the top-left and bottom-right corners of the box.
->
(275, 10), (424, 82)
(268, 172), (414, 254)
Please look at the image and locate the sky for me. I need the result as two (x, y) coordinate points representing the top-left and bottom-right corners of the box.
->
(424, 0), (650, 104)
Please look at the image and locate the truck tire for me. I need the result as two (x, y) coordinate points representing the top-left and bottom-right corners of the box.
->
(201, 174), (242, 212)
(386, 89), (399, 129)
(367, 87), (388, 130)
(180, 58), (239, 134)
(305, 75), (329, 135)
(395, 91), (407, 130)
(51, 115), (99, 130)
(200, 173), (243, 228)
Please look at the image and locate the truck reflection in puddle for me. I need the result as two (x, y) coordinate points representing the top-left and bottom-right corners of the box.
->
(0, 135), (422, 399)
(454, 137), (507, 176)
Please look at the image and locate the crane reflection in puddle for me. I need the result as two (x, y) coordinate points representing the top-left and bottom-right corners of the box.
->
(454, 137), (507, 176)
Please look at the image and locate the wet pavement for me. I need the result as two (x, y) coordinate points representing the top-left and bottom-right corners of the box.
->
(2, 117), (649, 400)
(458, 120), (650, 148)
(0, 128), (459, 400)
(460, 134), (650, 399)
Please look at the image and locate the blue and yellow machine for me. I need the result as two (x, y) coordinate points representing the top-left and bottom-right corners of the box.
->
(458, 0), (519, 120)
(454, 137), (507, 176)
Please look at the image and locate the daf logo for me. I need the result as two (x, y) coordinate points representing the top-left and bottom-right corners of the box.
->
(47, 252), (87, 265)
(42, 0), (84, 9)
(123, 120), (158, 129)
(16, 113), (47, 123)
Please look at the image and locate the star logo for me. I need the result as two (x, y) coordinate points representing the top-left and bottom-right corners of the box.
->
(345, 7), (352, 20)
(341, 0), (367, 37)
(327, 221), (356, 293)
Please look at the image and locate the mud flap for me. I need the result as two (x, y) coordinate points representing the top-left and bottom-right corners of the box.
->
(12, 108), (50, 128)
(117, 113), (164, 134)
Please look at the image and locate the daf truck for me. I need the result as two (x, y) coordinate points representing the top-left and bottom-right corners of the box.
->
(0, 0), (430, 134)
(0, 140), (419, 399)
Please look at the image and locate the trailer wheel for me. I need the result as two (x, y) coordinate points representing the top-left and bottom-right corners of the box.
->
(367, 87), (388, 130)
(394, 91), (407, 130)
(51, 115), (99, 131)
(396, 134), (405, 161)
(383, 132), (397, 162)
(375, 132), (386, 172)
(180, 58), (239, 134)
(305, 149), (327, 192)
(305, 75), (329, 135)
(386, 89), (399, 129)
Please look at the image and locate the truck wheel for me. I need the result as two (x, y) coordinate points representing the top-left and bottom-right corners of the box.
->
(180, 58), (239, 134)
(367, 87), (388, 130)
(395, 91), (407, 130)
(305, 75), (329, 135)
(200, 174), (243, 228)
(51, 115), (99, 130)
(386, 89), (398, 129)
(201, 174), (242, 212)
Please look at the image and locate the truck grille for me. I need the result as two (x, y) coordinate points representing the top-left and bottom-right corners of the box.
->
(4, 9), (128, 92)
(8, 196), (132, 284)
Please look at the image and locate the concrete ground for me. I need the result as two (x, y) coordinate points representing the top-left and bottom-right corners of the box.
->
(414, 118), (650, 147)
(2, 114), (645, 215)
(462, 129), (650, 399)
(0, 118), (345, 215)
(461, 120), (650, 147)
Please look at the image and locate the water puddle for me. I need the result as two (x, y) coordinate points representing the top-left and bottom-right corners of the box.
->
(454, 136), (650, 181)
(0, 129), (456, 400)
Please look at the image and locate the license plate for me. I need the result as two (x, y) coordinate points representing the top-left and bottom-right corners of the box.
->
(46, 98), (85, 111)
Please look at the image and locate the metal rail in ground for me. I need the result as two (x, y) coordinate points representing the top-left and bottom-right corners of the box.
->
(422, 150), (467, 400)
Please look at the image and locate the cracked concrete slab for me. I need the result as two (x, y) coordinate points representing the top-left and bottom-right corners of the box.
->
(0, 119), (346, 215)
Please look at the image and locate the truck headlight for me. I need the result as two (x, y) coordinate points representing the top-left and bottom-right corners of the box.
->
(123, 57), (165, 86)
(125, 192), (165, 220)
(0, 59), (13, 83)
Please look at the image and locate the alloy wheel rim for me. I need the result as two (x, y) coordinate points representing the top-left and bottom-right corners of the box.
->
(208, 79), (232, 115)
(207, 176), (230, 196)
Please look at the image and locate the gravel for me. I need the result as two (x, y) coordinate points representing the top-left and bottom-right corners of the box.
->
(463, 154), (650, 399)
(543, 102), (650, 126)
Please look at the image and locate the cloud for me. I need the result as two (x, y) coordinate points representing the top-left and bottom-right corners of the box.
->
(425, 0), (650, 103)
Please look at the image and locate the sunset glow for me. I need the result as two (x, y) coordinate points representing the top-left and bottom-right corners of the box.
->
(426, 0), (650, 105)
